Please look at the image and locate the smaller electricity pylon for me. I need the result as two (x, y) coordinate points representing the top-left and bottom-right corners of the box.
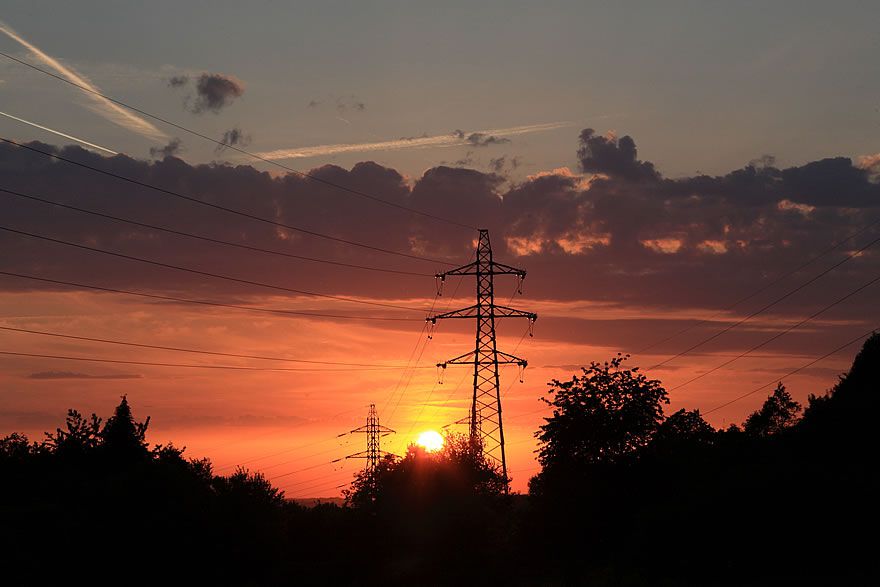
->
(335, 404), (395, 496)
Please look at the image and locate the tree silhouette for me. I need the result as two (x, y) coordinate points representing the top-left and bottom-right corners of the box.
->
(743, 382), (801, 437)
(347, 434), (507, 509)
(44, 409), (102, 458)
(99, 395), (150, 462)
(535, 354), (668, 471)
(651, 408), (715, 452)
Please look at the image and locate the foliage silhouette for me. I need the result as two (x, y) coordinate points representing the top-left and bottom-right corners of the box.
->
(534, 353), (667, 478)
(345, 434), (512, 583)
(743, 382), (802, 437)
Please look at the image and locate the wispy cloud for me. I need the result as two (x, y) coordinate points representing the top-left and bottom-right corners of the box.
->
(254, 122), (571, 161)
(0, 20), (167, 140)
(0, 110), (118, 154)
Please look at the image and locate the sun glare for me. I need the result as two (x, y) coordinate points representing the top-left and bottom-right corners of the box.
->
(416, 430), (444, 452)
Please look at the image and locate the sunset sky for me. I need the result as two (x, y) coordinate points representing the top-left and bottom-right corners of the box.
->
(1, 1), (879, 495)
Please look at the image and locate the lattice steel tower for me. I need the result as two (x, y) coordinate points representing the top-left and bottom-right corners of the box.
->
(341, 403), (395, 473)
(428, 229), (536, 482)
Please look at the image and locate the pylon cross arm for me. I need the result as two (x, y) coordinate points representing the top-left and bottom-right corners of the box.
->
(490, 304), (538, 320)
(436, 266), (526, 277)
(490, 261), (527, 276)
(427, 304), (537, 322)
(437, 349), (527, 367)
(435, 261), (478, 278)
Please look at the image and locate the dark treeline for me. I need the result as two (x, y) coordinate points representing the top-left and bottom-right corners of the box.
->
(2, 334), (878, 586)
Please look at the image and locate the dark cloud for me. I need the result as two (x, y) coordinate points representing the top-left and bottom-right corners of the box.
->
(466, 132), (510, 147)
(489, 155), (521, 173)
(171, 73), (245, 114)
(447, 151), (475, 167)
(167, 75), (189, 88)
(450, 130), (510, 147)
(193, 73), (245, 113)
(215, 128), (252, 154)
(306, 95), (366, 115)
(149, 138), (183, 159)
(28, 371), (142, 380)
(2, 132), (879, 345)
(336, 95), (365, 114)
(578, 128), (659, 181)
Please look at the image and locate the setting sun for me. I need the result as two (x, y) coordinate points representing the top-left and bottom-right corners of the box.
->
(416, 430), (444, 452)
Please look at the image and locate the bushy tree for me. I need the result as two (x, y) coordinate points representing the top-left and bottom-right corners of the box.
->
(651, 408), (716, 453)
(44, 409), (102, 458)
(347, 434), (507, 509)
(743, 383), (801, 437)
(214, 467), (286, 508)
(0, 432), (35, 460)
(536, 354), (668, 471)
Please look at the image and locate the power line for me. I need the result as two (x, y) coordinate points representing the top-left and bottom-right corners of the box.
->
(268, 460), (336, 481)
(0, 52), (477, 231)
(0, 324), (434, 369)
(216, 433), (350, 470)
(0, 270), (419, 322)
(646, 232), (880, 371)
(668, 271), (880, 392)
(387, 252), (474, 431)
(0, 138), (455, 266)
(703, 327), (877, 415)
(282, 476), (349, 495)
(633, 217), (880, 356)
(201, 406), (362, 455)
(0, 186), (431, 277)
(0, 350), (413, 372)
(255, 442), (351, 473)
(0, 224), (427, 311)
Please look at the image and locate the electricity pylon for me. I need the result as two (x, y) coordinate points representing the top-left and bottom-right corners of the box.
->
(427, 229), (536, 483)
(337, 403), (395, 474)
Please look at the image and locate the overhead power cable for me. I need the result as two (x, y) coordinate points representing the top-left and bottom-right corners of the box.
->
(0, 138), (454, 266)
(0, 52), (477, 231)
(0, 270), (419, 322)
(0, 186), (431, 277)
(0, 350), (416, 372)
(647, 232), (880, 371)
(703, 327), (877, 415)
(0, 324), (433, 369)
(668, 271), (880, 392)
(0, 224), (427, 312)
(633, 217), (880, 356)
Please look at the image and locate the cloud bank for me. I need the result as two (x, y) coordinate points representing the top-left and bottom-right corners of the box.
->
(1, 129), (878, 356)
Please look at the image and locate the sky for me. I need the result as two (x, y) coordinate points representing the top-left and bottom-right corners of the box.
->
(0, 1), (879, 495)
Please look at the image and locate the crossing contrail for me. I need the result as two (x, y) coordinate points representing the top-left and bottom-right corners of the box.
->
(0, 110), (118, 155)
(0, 20), (167, 141)
(254, 122), (572, 161)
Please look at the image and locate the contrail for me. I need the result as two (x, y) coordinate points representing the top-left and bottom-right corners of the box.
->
(0, 20), (167, 141)
(0, 110), (118, 155)
(255, 122), (572, 161)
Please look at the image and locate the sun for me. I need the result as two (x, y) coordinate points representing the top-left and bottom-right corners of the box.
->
(416, 430), (444, 452)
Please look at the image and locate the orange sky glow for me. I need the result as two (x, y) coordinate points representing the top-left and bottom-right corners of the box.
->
(0, 285), (858, 495)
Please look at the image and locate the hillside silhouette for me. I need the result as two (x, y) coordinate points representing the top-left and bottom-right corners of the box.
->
(1, 334), (878, 585)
